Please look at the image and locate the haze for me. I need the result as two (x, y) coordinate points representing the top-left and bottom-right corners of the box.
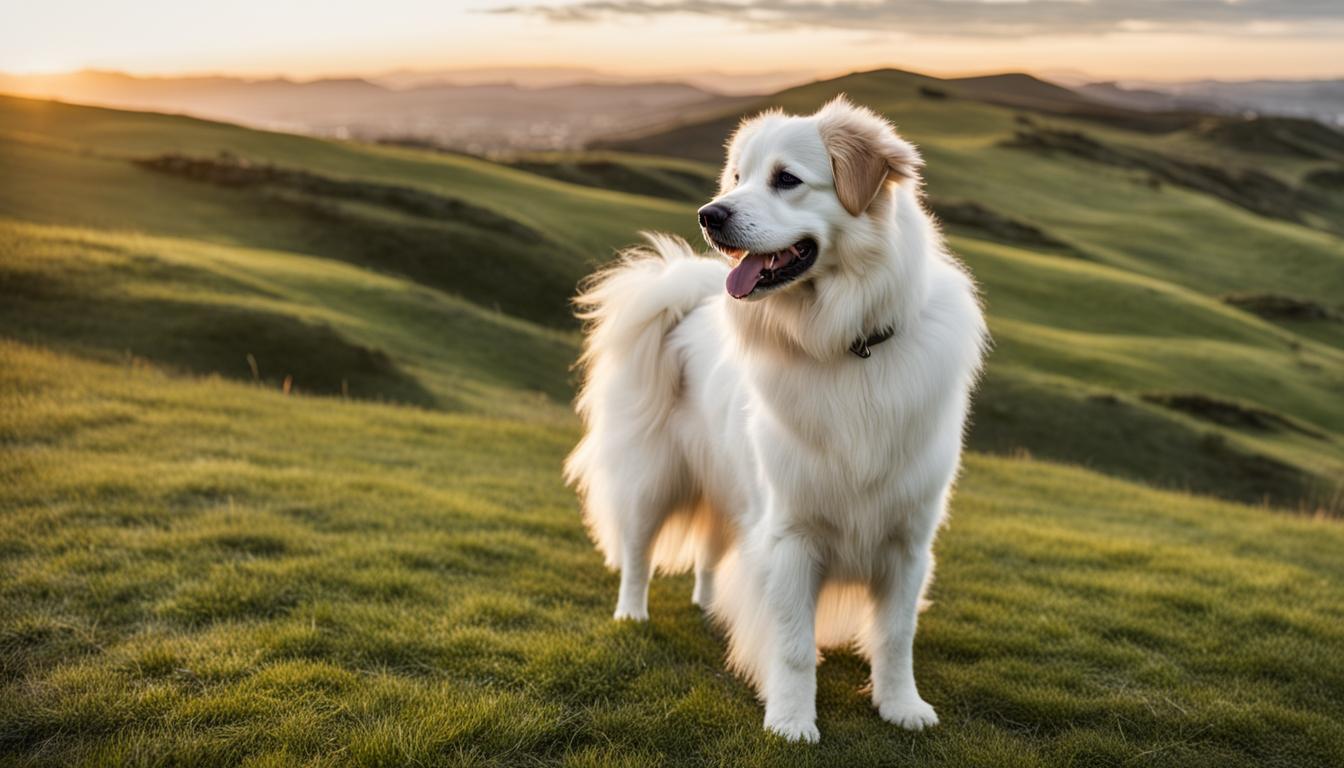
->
(5, 0), (1343, 82)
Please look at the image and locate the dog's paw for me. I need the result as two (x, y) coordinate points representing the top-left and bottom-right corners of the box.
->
(764, 715), (820, 743)
(877, 697), (939, 731)
(612, 606), (648, 621)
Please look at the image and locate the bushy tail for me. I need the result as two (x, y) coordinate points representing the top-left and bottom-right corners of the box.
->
(564, 233), (725, 569)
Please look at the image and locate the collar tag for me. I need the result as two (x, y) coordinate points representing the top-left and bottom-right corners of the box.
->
(849, 326), (895, 359)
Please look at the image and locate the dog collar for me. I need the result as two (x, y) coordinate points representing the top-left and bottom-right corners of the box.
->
(849, 326), (896, 359)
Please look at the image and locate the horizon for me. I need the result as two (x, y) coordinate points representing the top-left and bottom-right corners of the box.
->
(5, 1), (1344, 84)
(7, 63), (1344, 91)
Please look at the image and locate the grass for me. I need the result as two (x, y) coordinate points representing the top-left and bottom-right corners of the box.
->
(2, 78), (1343, 765)
(0, 220), (578, 417)
(3, 341), (1343, 767)
(500, 151), (720, 203)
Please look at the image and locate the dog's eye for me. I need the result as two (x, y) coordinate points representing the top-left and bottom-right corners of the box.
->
(733, 171), (740, 184)
(773, 170), (802, 190)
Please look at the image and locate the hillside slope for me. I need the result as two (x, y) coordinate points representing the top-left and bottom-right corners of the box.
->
(4, 86), (1342, 507)
(593, 69), (1344, 509)
(0, 95), (699, 328)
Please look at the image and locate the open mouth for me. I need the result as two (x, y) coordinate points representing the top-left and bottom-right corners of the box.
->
(712, 237), (818, 299)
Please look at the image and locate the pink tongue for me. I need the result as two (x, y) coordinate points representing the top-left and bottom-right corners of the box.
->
(726, 253), (768, 299)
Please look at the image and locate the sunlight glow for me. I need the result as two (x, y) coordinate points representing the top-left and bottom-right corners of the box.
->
(1, 0), (1340, 81)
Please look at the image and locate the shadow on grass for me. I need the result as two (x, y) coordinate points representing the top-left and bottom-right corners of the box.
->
(1, 269), (441, 408)
(969, 371), (1327, 512)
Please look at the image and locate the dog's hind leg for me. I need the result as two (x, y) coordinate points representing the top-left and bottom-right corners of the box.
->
(614, 525), (655, 621)
(692, 562), (716, 611)
(612, 493), (663, 621)
(691, 501), (731, 610)
(612, 477), (687, 621)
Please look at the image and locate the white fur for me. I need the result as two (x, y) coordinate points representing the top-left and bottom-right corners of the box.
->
(566, 98), (988, 742)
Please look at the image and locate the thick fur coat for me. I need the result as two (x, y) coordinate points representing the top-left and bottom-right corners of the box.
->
(565, 97), (988, 742)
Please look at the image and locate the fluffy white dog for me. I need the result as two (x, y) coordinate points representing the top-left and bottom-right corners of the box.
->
(565, 96), (987, 742)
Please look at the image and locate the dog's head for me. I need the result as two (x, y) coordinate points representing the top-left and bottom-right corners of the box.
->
(698, 96), (922, 301)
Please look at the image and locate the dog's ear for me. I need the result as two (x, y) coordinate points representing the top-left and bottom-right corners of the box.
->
(816, 96), (922, 216)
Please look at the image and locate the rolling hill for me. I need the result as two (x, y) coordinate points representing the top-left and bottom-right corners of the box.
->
(596, 69), (1344, 508)
(2, 69), (1343, 766)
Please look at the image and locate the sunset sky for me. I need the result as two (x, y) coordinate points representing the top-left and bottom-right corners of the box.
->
(4, 0), (1343, 82)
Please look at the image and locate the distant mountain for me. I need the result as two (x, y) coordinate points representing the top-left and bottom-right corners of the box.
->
(1074, 82), (1195, 113)
(0, 69), (734, 152)
(371, 66), (814, 96)
(1079, 79), (1344, 127)
(374, 66), (629, 90)
(0, 70), (386, 133)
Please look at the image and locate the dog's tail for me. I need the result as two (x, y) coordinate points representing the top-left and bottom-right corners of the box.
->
(564, 232), (725, 570)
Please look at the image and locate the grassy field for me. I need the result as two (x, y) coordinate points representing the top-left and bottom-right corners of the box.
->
(2, 77), (1344, 766)
(4, 341), (1343, 767)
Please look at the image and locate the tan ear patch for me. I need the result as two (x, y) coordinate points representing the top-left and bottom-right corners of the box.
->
(820, 120), (892, 216)
(817, 97), (923, 216)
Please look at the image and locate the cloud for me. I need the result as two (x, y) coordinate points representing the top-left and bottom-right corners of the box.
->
(483, 0), (1344, 38)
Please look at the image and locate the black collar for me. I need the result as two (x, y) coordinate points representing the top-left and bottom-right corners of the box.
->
(849, 326), (896, 359)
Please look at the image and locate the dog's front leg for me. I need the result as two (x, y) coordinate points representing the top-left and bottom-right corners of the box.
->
(761, 532), (822, 742)
(870, 544), (938, 730)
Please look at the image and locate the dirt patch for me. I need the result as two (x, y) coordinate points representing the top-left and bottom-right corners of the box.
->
(969, 374), (1329, 510)
(131, 154), (580, 328)
(1196, 117), (1344, 162)
(135, 153), (542, 243)
(1141, 393), (1327, 440)
(1223, 293), (1339, 322)
(0, 263), (439, 407)
(503, 158), (712, 202)
(1304, 169), (1344, 191)
(927, 197), (1074, 253)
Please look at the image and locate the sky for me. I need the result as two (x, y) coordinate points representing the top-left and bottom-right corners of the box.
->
(3, 0), (1343, 82)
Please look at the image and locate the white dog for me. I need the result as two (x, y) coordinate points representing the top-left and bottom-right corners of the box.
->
(565, 96), (987, 742)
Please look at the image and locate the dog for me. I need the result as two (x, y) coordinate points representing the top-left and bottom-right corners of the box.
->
(565, 96), (987, 742)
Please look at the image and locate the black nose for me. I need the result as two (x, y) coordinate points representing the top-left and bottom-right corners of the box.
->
(698, 203), (731, 231)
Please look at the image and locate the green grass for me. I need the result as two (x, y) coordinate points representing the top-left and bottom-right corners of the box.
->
(0, 97), (697, 257)
(3, 341), (1343, 766)
(2, 80), (1344, 766)
(0, 219), (579, 417)
(501, 151), (720, 203)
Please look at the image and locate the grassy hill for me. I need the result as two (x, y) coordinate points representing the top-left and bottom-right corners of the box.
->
(594, 69), (1344, 509)
(2, 78), (1343, 766)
